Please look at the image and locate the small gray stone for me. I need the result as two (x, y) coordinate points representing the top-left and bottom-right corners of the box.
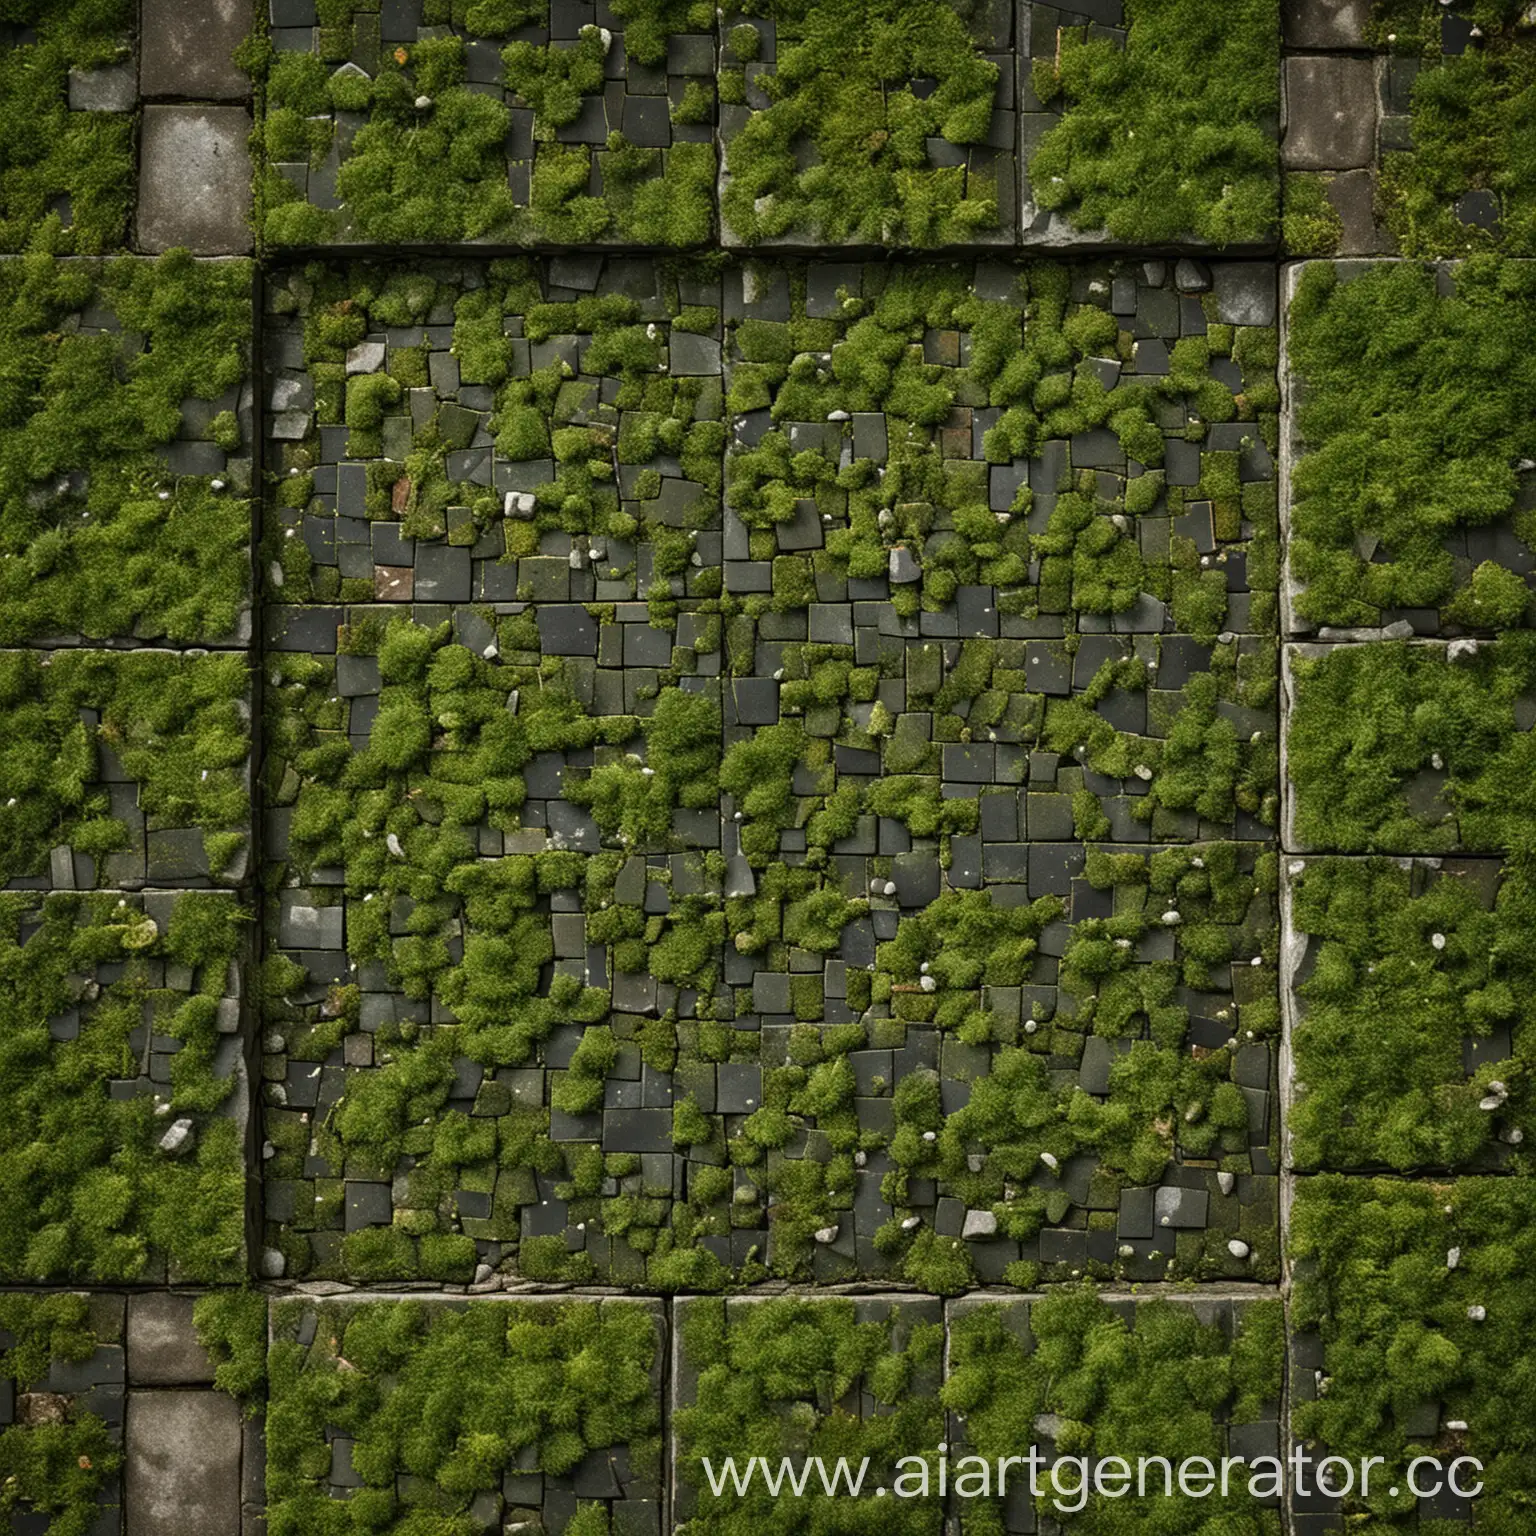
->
(889, 546), (920, 583)
(345, 340), (387, 375)
(962, 1209), (998, 1240)
(68, 62), (137, 112)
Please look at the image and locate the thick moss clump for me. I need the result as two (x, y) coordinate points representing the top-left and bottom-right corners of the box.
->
(0, 1293), (121, 1532)
(193, 1290), (269, 1409)
(1281, 172), (1343, 257)
(725, 259), (1280, 638)
(1028, 0), (1280, 244)
(0, 1), (135, 253)
(1371, 0), (1536, 256)
(1287, 636), (1536, 853)
(0, 649), (251, 887)
(1290, 1176), (1536, 1526)
(1288, 259), (1536, 629)
(0, 893), (247, 1282)
(267, 1298), (662, 1532)
(720, 0), (1005, 246)
(0, 252), (253, 643)
(263, 258), (724, 603)
(1289, 858), (1534, 1171)
(674, 1296), (945, 1534)
(946, 1291), (1284, 1532)
(255, 15), (715, 246)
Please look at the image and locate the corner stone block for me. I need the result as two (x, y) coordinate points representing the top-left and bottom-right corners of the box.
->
(138, 106), (254, 255)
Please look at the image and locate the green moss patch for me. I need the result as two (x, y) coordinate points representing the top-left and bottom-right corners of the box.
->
(0, 2), (136, 254)
(864, 842), (1279, 1292)
(1026, 0), (1280, 245)
(263, 256), (723, 607)
(1372, 0), (1536, 257)
(1286, 636), (1536, 853)
(1288, 857), (1535, 1172)
(261, 605), (730, 1285)
(267, 1296), (663, 1533)
(0, 892), (247, 1282)
(255, 8), (716, 247)
(0, 1292), (123, 1534)
(0, 253), (254, 644)
(1287, 258), (1536, 631)
(724, 258), (1280, 640)
(1290, 1175), (1536, 1527)
(946, 1291), (1284, 1532)
(719, 0), (1011, 247)
(674, 1294), (945, 1533)
(0, 648), (251, 890)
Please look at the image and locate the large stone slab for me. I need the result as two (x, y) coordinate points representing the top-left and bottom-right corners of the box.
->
(1283, 56), (1377, 171)
(126, 1295), (215, 1385)
(126, 1390), (242, 1535)
(138, 106), (254, 254)
(140, 0), (251, 98)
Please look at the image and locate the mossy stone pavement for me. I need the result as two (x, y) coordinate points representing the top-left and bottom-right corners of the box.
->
(2, 1), (1534, 1532)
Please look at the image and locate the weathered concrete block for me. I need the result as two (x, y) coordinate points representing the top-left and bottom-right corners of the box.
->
(126, 1390), (241, 1535)
(1283, 56), (1377, 171)
(140, 0), (251, 98)
(126, 1294), (214, 1386)
(138, 106), (253, 255)
(1282, 0), (1370, 49)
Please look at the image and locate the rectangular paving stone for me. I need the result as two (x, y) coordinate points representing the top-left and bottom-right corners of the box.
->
(138, 106), (253, 255)
(126, 1390), (241, 1536)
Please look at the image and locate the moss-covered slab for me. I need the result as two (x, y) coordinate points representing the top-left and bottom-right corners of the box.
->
(672, 1293), (946, 1532)
(255, 2), (717, 248)
(945, 1290), (1285, 1531)
(1284, 636), (1536, 854)
(1282, 259), (1536, 636)
(267, 1295), (664, 1534)
(723, 622), (1279, 870)
(0, 254), (255, 646)
(1289, 1175), (1536, 1528)
(260, 760), (1276, 1289)
(263, 255), (724, 606)
(1282, 2), (1536, 260)
(0, 2), (137, 254)
(0, 1292), (128, 1533)
(0, 649), (253, 893)
(260, 600), (726, 1285)
(717, 0), (1016, 248)
(1285, 856), (1533, 1173)
(721, 841), (1279, 1294)
(723, 257), (1280, 640)
(0, 891), (248, 1283)
(1022, 0), (1281, 248)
